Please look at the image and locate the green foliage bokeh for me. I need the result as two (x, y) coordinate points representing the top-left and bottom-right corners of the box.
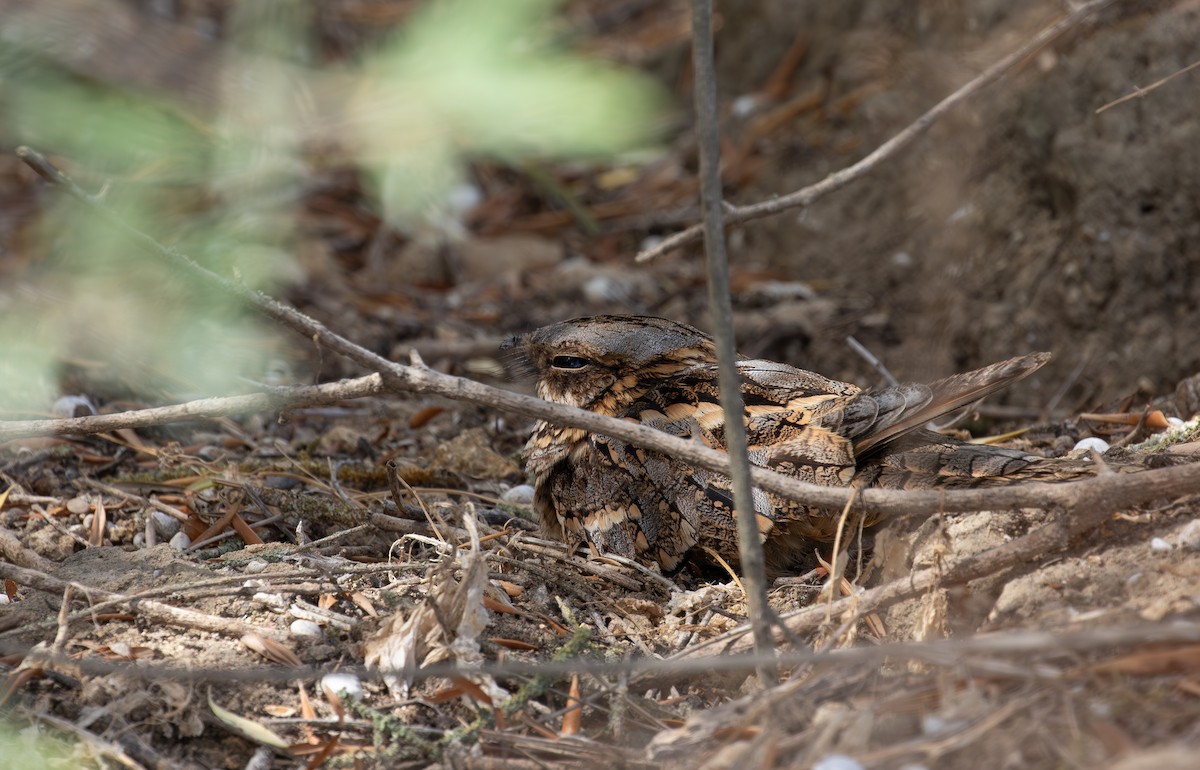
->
(0, 0), (665, 412)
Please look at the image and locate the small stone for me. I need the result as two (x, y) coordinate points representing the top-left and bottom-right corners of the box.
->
(244, 559), (270, 574)
(1176, 519), (1200, 550)
(151, 511), (181, 538)
(1073, 437), (1110, 454)
(582, 275), (634, 305)
(813, 755), (864, 770)
(501, 484), (535, 506)
(447, 182), (482, 215)
(253, 592), (286, 610)
(290, 620), (323, 639)
(1150, 537), (1172, 552)
(66, 497), (91, 515)
(52, 395), (96, 418)
(321, 673), (362, 700)
(731, 94), (761, 117)
(168, 532), (191, 551)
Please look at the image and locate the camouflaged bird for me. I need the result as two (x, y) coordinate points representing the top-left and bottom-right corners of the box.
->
(503, 315), (1082, 575)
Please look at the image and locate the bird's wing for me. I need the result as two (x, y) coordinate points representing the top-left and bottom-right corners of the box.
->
(632, 353), (1049, 476)
(828, 353), (1052, 455)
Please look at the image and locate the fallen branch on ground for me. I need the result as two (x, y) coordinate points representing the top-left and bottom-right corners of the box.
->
(0, 374), (384, 442)
(0, 561), (286, 641)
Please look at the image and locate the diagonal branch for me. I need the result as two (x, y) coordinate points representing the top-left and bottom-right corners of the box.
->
(635, 0), (1119, 262)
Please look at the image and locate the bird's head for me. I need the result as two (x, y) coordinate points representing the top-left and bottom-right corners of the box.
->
(503, 315), (717, 413)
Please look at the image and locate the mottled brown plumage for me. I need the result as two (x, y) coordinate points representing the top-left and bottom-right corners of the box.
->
(503, 315), (1084, 575)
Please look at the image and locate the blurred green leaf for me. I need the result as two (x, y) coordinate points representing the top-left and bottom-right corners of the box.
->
(350, 0), (665, 226)
(0, 0), (665, 410)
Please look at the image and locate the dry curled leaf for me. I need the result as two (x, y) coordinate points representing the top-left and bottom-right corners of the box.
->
(348, 591), (378, 617)
(209, 690), (290, 750)
(408, 405), (445, 429)
(561, 673), (582, 735)
(1080, 411), (1171, 430)
(496, 579), (525, 598)
(241, 633), (303, 667)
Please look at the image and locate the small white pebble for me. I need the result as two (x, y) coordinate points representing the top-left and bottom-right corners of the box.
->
(133, 533), (145, 549)
(638, 235), (664, 252)
(582, 275), (634, 305)
(921, 715), (967, 735)
(447, 182), (482, 215)
(1176, 519), (1200, 550)
(501, 484), (535, 506)
(252, 592), (287, 609)
(1126, 571), (1143, 586)
(813, 755), (863, 770)
(891, 251), (913, 267)
(948, 203), (976, 223)
(151, 511), (181, 538)
(290, 620), (323, 639)
(1150, 537), (1172, 552)
(321, 673), (363, 700)
(52, 395), (96, 418)
(66, 497), (91, 515)
(168, 532), (191, 551)
(1073, 437), (1110, 454)
(731, 94), (761, 117)
(244, 559), (270, 574)
(1168, 417), (1185, 427)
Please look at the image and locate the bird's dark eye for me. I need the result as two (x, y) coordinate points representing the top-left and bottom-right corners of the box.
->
(551, 355), (591, 370)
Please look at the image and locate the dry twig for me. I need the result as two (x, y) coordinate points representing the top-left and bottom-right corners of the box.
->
(0, 561), (288, 642)
(635, 0), (1119, 262)
(689, 0), (776, 683)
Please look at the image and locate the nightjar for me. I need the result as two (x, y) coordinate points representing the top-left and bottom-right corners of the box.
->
(503, 315), (1079, 575)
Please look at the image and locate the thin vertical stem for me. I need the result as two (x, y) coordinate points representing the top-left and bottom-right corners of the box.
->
(688, 0), (777, 684)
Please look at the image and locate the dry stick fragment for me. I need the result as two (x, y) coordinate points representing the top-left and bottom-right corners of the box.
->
(635, 0), (1119, 263)
(0, 561), (286, 641)
(0, 574), (337, 645)
(9, 151), (1200, 529)
(0, 374), (386, 441)
(81, 479), (190, 523)
(1095, 57), (1200, 114)
(0, 527), (58, 573)
(689, 0), (776, 684)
